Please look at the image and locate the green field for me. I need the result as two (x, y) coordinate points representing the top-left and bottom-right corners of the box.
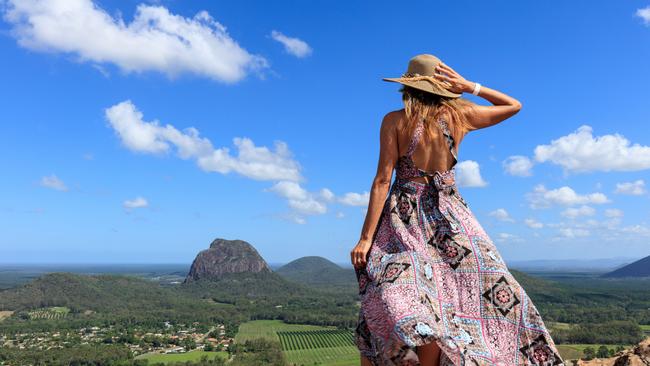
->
(236, 320), (360, 366)
(235, 319), (339, 342)
(641, 325), (650, 335)
(548, 321), (572, 330)
(136, 350), (228, 364)
(556, 344), (630, 361)
(277, 329), (355, 350)
(28, 306), (69, 320)
(283, 346), (359, 366)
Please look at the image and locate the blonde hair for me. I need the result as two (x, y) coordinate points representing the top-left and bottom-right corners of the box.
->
(398, 85), (475, 144)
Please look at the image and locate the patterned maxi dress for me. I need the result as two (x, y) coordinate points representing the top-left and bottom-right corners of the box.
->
(353, 116), (565, 366)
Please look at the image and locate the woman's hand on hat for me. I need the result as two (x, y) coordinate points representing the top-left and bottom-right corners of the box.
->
(434, 62), (474, 94)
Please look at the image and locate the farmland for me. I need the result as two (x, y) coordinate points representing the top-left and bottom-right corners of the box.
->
(136, 350), (228, 364)
(235, 320), (336, 343)
(236, 320), (359, 366)
(27, 306), (69, 320)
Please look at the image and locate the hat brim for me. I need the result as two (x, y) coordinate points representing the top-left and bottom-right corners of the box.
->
(382, 77), (461, 98)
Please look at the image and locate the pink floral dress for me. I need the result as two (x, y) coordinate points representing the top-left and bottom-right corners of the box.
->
(354, 116), (565, 366)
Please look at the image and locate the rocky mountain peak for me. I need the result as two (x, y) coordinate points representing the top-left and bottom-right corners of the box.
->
(184, 238), (271, 283)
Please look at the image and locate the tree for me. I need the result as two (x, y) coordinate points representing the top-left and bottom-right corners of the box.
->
(615, 345), (625, 353)
(597, 345), (609, 358)
(583, 347), (595, 360)
(183, 337), (196, 351)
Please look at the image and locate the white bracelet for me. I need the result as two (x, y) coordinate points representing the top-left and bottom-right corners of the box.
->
(471, 82), (481, 96)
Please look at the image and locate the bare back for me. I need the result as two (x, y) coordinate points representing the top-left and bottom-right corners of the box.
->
(393, 108), (467, 184)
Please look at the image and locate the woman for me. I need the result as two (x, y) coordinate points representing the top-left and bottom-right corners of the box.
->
(350, 54), (564, 366)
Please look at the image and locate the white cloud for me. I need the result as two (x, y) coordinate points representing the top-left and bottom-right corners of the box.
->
(546, 215), (650, 243)
(495, 232), (523, 243)
(455, 160), (487, 187)
(40, 174), (68, 191)
(620, 224), (650, 236)
(502, 155), (533, 177)
(319, 188), (335, 202)
(614, 179), (646, 195)
(266, 181), (327, 215)
(604, 208), (624, 218)
(524, 218), (544, 229)
(526, 184), (609, 209)
(338, 192), (370, 207)
(489, 208), (515, 223)
(557, 227), (590, 238)
(197, 138), (301, 181)
(534, 125), (650, 173)
(561, 205), (595, 219)
(123, 196), (148, 210)
(335, 211), (345, 219)
(2, 0), (268, 83)
(105, 100), (302, 182)
(105, 100), (379, 224)
(270, 30), (312, 58)
(637, 6), (650, 25)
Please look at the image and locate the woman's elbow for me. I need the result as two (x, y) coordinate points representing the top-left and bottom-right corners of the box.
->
(512, 100), (522, 114)
(373, 175), (392, 188)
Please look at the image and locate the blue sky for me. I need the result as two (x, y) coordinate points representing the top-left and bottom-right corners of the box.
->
(1, 0), (649, 265)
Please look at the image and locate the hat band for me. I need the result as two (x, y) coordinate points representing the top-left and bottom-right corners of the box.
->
(395, 72), (452, 89)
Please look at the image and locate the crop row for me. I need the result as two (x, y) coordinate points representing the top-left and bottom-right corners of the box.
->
(277, 329), (354, 351)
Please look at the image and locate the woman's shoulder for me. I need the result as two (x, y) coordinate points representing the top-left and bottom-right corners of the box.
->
(382, 108), (406, 126)
(384, 108), (405, 118)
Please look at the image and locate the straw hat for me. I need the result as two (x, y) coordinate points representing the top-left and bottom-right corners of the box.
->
(382, 54), (461, 98)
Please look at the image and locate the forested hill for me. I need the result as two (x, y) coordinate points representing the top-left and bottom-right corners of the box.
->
(275, 256), (356, 288)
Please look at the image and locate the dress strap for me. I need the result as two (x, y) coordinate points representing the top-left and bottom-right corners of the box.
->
(405, 115), (458, 169)
(437, 117), (458, 167)
(405, 117), (425, 157)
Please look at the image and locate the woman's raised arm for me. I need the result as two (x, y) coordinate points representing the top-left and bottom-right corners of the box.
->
(433, 62), (522, 132)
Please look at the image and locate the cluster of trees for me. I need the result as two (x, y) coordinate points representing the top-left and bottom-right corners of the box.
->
(228, 338), (286, 366)
(0, 338), (286, 365)
(551, 320), (644, 345)
(0, 273), (251, 335)
(509, 270), (650, 345)
(581, 345), (626, 361)
(178, 272), (359, 329)
(0, 344), (136, 365)
(511, 272), (648, 320)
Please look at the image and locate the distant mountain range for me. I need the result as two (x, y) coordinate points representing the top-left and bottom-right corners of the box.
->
(602, 255), (650, 278)
(507, 257), (639, 272)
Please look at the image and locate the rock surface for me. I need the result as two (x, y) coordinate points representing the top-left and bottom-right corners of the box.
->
(184, 238), (271, 282)
(576, 337), (650, 366)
